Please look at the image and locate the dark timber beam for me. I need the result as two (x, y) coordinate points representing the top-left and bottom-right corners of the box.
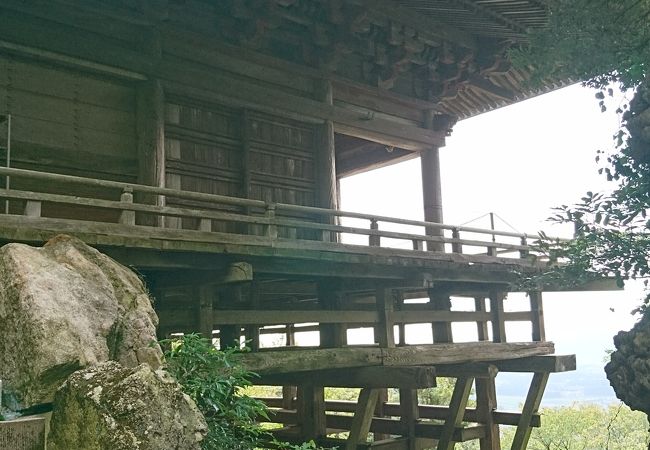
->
(256, 366), (436, 389)
(233, 342), (555, 374)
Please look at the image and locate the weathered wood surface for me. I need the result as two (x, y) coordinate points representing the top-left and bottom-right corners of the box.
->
(233, 342), (554, 375)
(260, 398), (542, 428)
(257, 366), (436, 389)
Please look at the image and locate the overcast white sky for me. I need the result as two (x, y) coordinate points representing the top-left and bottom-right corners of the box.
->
(339, 83), (643, 405)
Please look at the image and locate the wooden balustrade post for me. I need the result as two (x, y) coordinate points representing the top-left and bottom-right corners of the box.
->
(519, 236), (530, 259)
(369, 219), (381, 247)
(23, 201), (41, 218)
(119, 187), (135, 226)
(451, 228), (462, 253)
(265, 203), (278, 240)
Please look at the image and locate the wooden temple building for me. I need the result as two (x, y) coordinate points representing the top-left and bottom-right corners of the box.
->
(0, 1), (609, 449)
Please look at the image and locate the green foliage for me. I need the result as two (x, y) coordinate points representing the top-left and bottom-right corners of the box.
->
(162, 334), (270, 449)
(511, 0), (650, 91)
(162, 334), (332, 450)
(511, 1), (650, 308)
(501, 403), (650, 450)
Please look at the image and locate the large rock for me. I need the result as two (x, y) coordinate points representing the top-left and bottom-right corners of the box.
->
(0, 235), (163, 409)
(48, 361), (207, 450)
(605, 310), (650, 415)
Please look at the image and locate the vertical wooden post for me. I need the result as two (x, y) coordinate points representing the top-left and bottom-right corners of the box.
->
(318, 80), (338, 243)
(23, 201), (41, 218)
(369, 219), (381, 247)
(451, 228), (462, 254)
(429, 290), (453, 344)
(396, 291), (407, 346)
(475, 296), (501, 450)
(219, 286), (243, 349)
(297, 383), (326, 442)
(244, 282), (261, 351)
(119, 187), (136, 226)
(265, 203), (278, 240)
(421, 110), (444, 252)
(529, 291), (546, 342)
(475, 297), (489, 341)
(319, 281), (346, 348)
(136, 77), (165, 227)
(240, 109), (252, 235)
(375, 288), (395, 348)
(197, 284), (214, 340)
(476, 375), (500, 450)
(489, 291), (506, 343)
(400, 388), (420, 450)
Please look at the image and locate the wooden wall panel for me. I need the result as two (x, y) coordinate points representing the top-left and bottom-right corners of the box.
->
(0, 53), (137, 221)
(164, 96), (319, 239)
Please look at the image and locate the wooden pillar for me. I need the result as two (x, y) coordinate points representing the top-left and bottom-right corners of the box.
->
(318, 80), (338, 243)
(429, 290), (453, 344)
(374, 288), (395, 348)
(476, 295), (501, 450)
(400, 388), (420, 450)
(219, 286), (243, 349)
(136, 78), (166, 227)
(319, 281), (346, 348)
(421, 110), (444, 252)
(297, 383), (326, 442)
(529, 291), (546, 342)
(244, 282), (260, 351)
(489, 291), (506, 343)
(476, 375), (500, 450)
(197, 284), (215, 340)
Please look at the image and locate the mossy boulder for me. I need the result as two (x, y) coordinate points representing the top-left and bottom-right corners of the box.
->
(605, 309), (650, 415)
(48, 361), (207, 450)
(0, 235), (162, 409)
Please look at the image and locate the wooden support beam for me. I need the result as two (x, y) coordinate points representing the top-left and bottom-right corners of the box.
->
(260, 399), (543, 428)
(375, 288), (395, 348)
(476, 376), (500, 450)
(257, 366), (436, 389)
(437, 355), (576, 375)
(297, 383), (326, 441)
(400, 388), (419, 450)
(319, 281), (346, 348)
(429, 291), (453, 344)
(197, 284), (215, 339)
(529, 291), (546, 342)
(510, 373), (550, 450)
(491, 355), (576, 373)
(475, 297), (489, 341)
(374, 389), (390, 442)
(489, 291), (506, 343)
(233, 342), (555, 374)
(437, 376), (474, 450)
(346, 388), (380, 450)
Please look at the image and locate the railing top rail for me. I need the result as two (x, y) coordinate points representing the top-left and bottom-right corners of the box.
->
(0, 166), (548, 241)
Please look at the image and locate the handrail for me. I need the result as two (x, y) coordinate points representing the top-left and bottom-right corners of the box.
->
(0, 167), (541, 240)
(0, 166), (558, 259)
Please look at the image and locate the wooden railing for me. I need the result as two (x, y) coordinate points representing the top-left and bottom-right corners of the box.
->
(0, 167), (551, 259)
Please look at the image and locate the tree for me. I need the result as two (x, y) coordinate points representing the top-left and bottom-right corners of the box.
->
(511, 0), (650, 428)
(501, 403), (649, 450)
